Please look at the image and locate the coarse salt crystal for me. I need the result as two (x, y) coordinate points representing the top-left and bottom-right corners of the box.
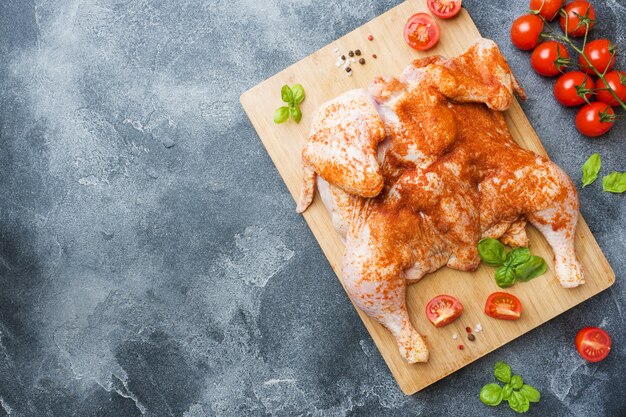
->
(474, 323), (483, 333)
(351, 58), (356, 63)
(452, 333), (458, 340)
(333, 47), (339, 53)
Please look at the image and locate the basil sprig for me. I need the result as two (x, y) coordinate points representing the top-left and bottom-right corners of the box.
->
(480, 361), (541, 413)
(274, 84), (305, 124)
(478, 239), (547, 288)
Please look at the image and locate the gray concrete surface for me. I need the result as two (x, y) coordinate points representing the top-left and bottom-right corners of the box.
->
(0, 0), (625, 416)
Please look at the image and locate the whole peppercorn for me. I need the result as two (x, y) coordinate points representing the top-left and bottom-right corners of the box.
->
(355, 49), (361, 56)
(359, 58), (366, 65)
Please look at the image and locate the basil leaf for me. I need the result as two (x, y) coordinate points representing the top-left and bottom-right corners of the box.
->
(519, 384), (541, 403)
(281, 85), (293, 103)
(478, 238), (507, 266)
(602, 171), (626, 194)
(495, 266), (516, 288)
(511, 375), (524, 390)
(581, 153), (601, 187)
(514, 255), (547, 282)
(494, 361), (512, 383)
(292, 84), (305, 105)
(508, 391), (530, 413)
(273, 106), (290, 124)
(502, 383), (513, 400)
(505, 247), (531, 268)
(290, 105), (302, 124)
(480, 383), (503, 406)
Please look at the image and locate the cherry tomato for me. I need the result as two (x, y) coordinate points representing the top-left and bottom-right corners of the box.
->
(427, 0), (462, 19)
(484, 292), (522, 321)
(426, 295), (464, 327)
(403, 13), (440, 51)
(579, 39), (617, 74)
(530, 41), (570, 76)
(596, 70), (626, 107)
(510, 15), (544, 51)
(575, 102), (615, 137)
(576, 327), (611, 362)
(559, 1), (596, 38)
(529, 0), (565, 21)
(553, 71), (594, 107)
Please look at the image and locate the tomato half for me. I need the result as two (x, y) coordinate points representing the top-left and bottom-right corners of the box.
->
(404, 13), (440, 51)
(427, 0), (462, 19)
(553, 71), (594, 107)
(485, 292), (522, 321)
(426, 295), (464, 327)
(559, 1), (596, 38)
(510, 14), (544, 51)
(529, 0), (565, 21)
(575, 102), (615, 137)
(596, 70), (626, 107)
(579, 39), (616, 75)
(576, 327), (611, 362)
(530, 41), (570, 76)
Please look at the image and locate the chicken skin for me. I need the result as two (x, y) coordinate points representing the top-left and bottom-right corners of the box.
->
(298, 39), (583, 363)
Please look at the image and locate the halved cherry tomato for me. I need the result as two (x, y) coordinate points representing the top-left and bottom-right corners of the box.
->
(596, 70), (626, 107)
(427, 0), (462, 19)
(576, 327), (611, 362)
(530, 0), (565, 21)
(575, 102), (615, 137)
(484, 292), (522, 321)
(559, 1), (596, 38)
(510, 14), (544, 51)
(426, 295), (464, 327)
(403, 13), (440, 51)
(530, 41), (570, 76)
(579, 39), (617, 75)
(553, 71), (594, 107)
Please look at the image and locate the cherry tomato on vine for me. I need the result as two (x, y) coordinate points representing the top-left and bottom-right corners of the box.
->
(403, 13), (440, 51)
(510, 14), (544, 50)
(531, 41), (570, 76)
(530, 0), (565, 22)
(559, 1), (596, 38)
(596, 70), (626, 107)
(575, 102), (615, 137)
(579, 39), (617, 75)
(427, 0), (462, 19)
(553, 71), (594, 106)
(576, 327), (611, 362)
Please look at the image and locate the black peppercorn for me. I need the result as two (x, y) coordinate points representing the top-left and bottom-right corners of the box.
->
(355, 49), (361, 56)
(359, 58), (365, 65)
(348, 50), (354, 57)
(341, 55), (346, 60)
(346, 67), (352, 73)
(468, 333), (476, 341)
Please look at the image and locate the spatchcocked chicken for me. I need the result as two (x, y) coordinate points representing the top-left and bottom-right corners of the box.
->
(297, 39), (584, 364)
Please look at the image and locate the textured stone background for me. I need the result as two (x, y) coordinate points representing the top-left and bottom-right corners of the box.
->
(0, 0), (625, 416)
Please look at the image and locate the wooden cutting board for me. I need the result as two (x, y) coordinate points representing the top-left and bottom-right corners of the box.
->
(240, 1), (615, 395)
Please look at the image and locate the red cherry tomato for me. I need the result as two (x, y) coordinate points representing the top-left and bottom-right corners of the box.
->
(530, 41), (570, 76)
(425, 295), (464, 327)
(553, 71), (594, 107)
(575, 102), (615, 137)
(596, 70), (626, 107)
(529, 0), (565, 21)
(579, 39), (617, 74)
(559, 1), (596, 38)
(484, 292), (522, 321)
(510, 15), (544, 51)
(427, 0), (462, 19)
(576, 327), (611, 362)
(403, 13), (440, 51)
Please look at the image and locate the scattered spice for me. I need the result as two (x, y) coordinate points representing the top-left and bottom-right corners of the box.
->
(345, 67), (352, 73)
(475, 323), (483, 333)
(341, 55), (346, 60)
(359, 58), (366, 65)
(368, 34), (374, 41)
(458, 344), (465, 350)
(452, 333), (458, 340)
(355, 49), (361, 56)
(372, 54), (377, 59)
(348, 50), (354, 57)
(468, 333), (476, 342)
(465, 327), (472, 333)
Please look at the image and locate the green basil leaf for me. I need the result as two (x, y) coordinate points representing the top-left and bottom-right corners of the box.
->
(495, 266), (516, 288)
(292, 84), (305, 105)
(514, 256), (547, 282)
(511, 375), (524, 390)
(508, 391), (530, 413)
(505, 247), (531, 268)
(478, 238), (507, 266)
(281, 85), (294, 103)
(494, 361), (512, 383)
(602, 171), (626, 194)
(291, 105), (302, 124)
(480, 383), (503, 406)
(502, 383), (513, 400)
(519, 384), (541, 403)
(273, 106), (290, 124)
(581, 153), (601, 187)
